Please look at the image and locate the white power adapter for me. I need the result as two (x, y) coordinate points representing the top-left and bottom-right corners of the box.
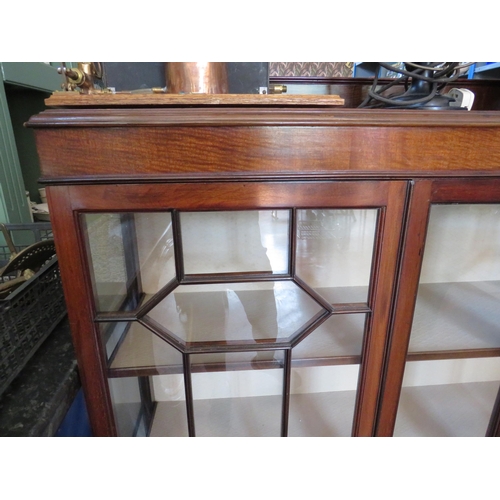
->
(447, 88), (475, 110)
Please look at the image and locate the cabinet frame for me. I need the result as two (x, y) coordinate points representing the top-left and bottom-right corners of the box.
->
(29, 102), (500, 437)
(376, 177), (500, 437)
(48, 180), (406, 437)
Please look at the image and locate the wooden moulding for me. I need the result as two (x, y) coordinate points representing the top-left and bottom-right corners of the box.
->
(28, 106), (500, 128)
(30, 120), (500, 183)
(27, 104), (500, 184)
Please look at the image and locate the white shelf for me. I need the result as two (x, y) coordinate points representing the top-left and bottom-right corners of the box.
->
(108, 280), (500, 374)
(394, 381), (499, 437)
(108, 311), (366, 373)
(410, 280), (500, 352)
(150, 389), (357, 437)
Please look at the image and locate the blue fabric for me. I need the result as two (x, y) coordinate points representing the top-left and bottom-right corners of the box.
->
(56, 389), (92, 437)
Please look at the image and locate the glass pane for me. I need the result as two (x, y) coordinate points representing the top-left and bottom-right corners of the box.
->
(292, 313), (366, 360)
(108, 376), (146, 437)
(396, 204), (500, 436)
(100, 322), (183, 373)
(189, 351), (285, 437)
(146, 281), (325, 346)
(82, 212), (175, 312)
(296, 209), (377, 304)
(100, 322), (131, 363)
(394, 359), (500, 437)
(149, 373), (189, 437)
(410, 205), (500, 352)
(288, 314), (364, 437)
(135, 213), (176, 295)
(288, 365), (359, 437)
(181, 210), (289, 275)
(104, 321), (188, 437)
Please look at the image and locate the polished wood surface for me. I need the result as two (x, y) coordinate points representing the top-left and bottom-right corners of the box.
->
(46, 187), (117, 436)
(52, 181), (405, 436)
(28, 108), (500, 185)
(29, 107), (500, 127)
(31, 126), (500, 183)
(376, 178), (500, 436)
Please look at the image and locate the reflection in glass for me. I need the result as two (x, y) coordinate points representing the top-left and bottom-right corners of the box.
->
(84, 213), (128, 311)
(394, 359), (500, 437)
(181, 210), (289, 275)
(149, 373), (189, 437)
(410, 205), (500, 352)
(108, 376), (145, 437)
(288, 313), (363, 436)
(101, 322), (183, 373)
(410, 281), (500, 352)
(189, 351), (285, 437)
(100, 322), (130, 363)
(146, 281), (325, 345)
(83, 212), (175, 312)
(292, 313), (366, 360)
(104, 323), (189, 437)
(295, 209), (377, 304)
(134, 213), (176, 295)
(287, 368), (359, 437)
(396, 204), (500, 436)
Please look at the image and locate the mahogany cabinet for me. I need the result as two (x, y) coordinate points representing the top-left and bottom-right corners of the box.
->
(27, 95), (500, 436)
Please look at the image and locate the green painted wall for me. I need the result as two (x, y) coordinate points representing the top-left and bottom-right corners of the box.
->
(0, 62), (64, 223)
(6, 85), (51, 203)
(0, 77), (31, 223)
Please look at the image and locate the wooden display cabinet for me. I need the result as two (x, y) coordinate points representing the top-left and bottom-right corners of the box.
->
(28, 94), (500, 436)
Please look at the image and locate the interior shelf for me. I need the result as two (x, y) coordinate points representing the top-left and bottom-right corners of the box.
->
(106, 279), (500, 377)
(409, 280), (500, 353)
(107, 311), (366, 376)
(394, 380), (500, 437)
(149, 389), (357, 437)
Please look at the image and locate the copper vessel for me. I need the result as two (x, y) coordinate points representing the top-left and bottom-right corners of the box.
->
(166, 62), (228, 94)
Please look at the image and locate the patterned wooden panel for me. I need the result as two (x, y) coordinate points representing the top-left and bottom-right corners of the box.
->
(270, 62), (353, 77)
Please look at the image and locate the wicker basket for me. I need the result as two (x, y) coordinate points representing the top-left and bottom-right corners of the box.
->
(0, 224), (67, 397)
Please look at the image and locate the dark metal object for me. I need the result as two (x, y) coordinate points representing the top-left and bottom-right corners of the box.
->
(0, 223), (55, 297)
(359, 62), (473, 110)
(226, 62), (269, 94)
(0, 239), (56, 277)
(0, 224), (56, 297)
(0, 256), (66, 397)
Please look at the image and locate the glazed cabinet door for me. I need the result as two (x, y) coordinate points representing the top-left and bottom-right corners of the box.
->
(48, 180), (406, 437)
(378, 178), (500, 437)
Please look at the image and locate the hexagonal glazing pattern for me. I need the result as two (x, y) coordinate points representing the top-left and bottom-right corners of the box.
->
(144, 281), (328, 350)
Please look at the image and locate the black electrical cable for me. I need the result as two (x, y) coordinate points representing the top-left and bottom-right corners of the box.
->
(367, 83), (439, 107)
(358, 62), (474, 109)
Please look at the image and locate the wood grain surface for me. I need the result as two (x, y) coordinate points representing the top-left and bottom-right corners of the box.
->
(44, 92), (344, 107)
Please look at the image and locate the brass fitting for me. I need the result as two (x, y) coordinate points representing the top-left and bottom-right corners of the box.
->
(269, 84), (288, 94)
(58, 62), (104, 93)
